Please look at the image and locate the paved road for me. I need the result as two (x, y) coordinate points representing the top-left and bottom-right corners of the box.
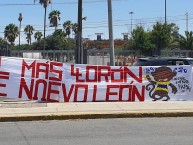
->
(0, 118), (193, 145)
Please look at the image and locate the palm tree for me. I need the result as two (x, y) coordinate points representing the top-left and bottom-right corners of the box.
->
(24, 25), (34, 45)
(63, 20), (72, 38)
(177, 31), (193, 50)
(4, 23), (19, 44)
(0, 37), (4, 44)
(18, 13), (23, 48)
(72, 23), (78, 38)
(34, 0), (51, 50)
(34, 31), (43, 41)
(0, 37), (7, 48)
(49, 10), (61, 30)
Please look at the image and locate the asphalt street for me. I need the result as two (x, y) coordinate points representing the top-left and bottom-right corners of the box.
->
(1, 118), (193, 145)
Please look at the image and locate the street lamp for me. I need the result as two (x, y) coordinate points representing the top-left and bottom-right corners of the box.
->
(18, 13), (23, 49)
(129, 11), (134, 64)
(129, 11), (134, 35)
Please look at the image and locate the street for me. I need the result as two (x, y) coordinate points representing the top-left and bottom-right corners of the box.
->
(0, 117), (193, 145)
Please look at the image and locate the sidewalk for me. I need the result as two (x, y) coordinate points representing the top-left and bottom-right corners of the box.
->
(1, 101), (193, 122)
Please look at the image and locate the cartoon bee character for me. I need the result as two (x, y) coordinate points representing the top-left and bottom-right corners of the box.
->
(146, 66), (177, 101)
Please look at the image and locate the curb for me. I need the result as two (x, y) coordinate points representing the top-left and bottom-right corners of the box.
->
(0, 102), (47, 108)
(1, 111), (193, 122)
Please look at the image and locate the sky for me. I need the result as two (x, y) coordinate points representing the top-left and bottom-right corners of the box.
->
(0, 0), (193, 45)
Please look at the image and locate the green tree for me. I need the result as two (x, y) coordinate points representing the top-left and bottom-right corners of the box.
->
(24, 25), (34, 45)
(32, 39), (44, 50)
(177, 31), (193, 50)
(0, 37), (4, 45)
(53, 29), (67, 42)
(48, 10), (61, 30)
(63, 20), (72, 38)
(34, 31), (43, 41)
(46, 35), (63, 50)
(123, 39), (133, 50)
(150, 22), (179, 55)
(46, 31), (75, 50)
(0, 37), (7, 49)
(167, 23), (180, 49)
(4, 23), (19, 44)
(132, 26), (154, 56)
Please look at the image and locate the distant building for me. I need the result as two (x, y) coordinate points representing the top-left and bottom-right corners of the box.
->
(85, 39), (127, 49)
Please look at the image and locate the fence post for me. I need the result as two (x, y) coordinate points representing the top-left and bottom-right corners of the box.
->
(83, 48), (87, 64)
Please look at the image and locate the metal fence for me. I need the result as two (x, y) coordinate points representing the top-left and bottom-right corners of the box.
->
(1, 49), (193, 66)
(10, 50), (76, 64)
(161, 49), (193, 57)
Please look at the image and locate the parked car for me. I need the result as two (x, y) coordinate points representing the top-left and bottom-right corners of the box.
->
(133, 56), (193, 66)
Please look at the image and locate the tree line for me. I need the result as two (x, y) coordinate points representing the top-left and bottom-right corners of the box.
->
(124, 22), (193, 56)
(0, 0), (77, 51)
(0, 0), (192, 57)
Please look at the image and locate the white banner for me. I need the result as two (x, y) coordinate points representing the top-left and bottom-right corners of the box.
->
(0, 57), (192, 102)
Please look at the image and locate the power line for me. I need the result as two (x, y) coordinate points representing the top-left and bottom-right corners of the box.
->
(0, 14), (191, 31)
(0, 0), (126, 6)
(0, 16), (192, 32)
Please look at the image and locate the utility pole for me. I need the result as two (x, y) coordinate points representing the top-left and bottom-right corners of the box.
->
(129, 11), (134, 62)
(77, 0), (83, 64)
(107, 0), (115, 66)
(129, 11), (134, 35)
(185, 12), (188, 31)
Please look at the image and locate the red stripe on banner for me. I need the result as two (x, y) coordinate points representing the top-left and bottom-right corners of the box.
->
(0, 71), (9, 75)
(0, 75), (9, 80)
(0, 56), (1, 67)
(0, 84), (6, 87)
(0, 93), (7, 97)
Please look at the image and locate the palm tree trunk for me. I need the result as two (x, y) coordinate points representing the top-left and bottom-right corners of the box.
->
(19, 21), (21, 49)
(43, 5), (47, 59)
